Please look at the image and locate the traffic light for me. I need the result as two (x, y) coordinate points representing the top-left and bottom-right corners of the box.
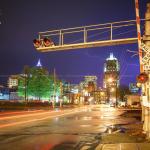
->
(33, 39), (41, 48)
(43, 38), (54, 47)
(136, 73), (148, 83)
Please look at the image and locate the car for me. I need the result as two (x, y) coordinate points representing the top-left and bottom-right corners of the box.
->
(110, 102), (115, 107)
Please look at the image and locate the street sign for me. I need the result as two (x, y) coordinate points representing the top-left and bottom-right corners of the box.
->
(140, 43), (150, 52)
(142, 52), (150, 64)
(140, 43), (150, 64)
(143, 65), (150, 71)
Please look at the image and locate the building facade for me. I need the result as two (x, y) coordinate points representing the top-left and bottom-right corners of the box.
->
(93, 88), (107, 104)
(0, 86), (9, 100)
(84, 76), (97, 89)
(8, 75), (19, 89)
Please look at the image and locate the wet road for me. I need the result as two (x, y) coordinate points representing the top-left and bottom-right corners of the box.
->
(0, 105), (141, 150)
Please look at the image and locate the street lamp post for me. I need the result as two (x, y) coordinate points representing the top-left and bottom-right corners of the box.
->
(115, 81), (117, 107)
(59, 81), (63, 108)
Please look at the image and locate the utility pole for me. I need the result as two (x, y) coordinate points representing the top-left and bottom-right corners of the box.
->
(115, 81), (117, 108)
(142, 2), (150, 139)
(60, 81), (63, 108)
(53, 68), (56, 108)
(135, 0), (143, 72)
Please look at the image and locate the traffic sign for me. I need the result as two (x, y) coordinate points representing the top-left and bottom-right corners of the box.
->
(140, 43), (150, 64)
(142, 52), (150, 64)
(140, 43), (150, 52)
(143, 65), (150, 71)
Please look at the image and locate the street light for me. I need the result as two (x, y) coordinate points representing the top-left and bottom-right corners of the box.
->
(110, 87), (115, 92)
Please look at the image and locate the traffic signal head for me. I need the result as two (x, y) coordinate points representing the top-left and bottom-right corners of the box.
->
(33, 39), (41, 48)
(43, 38), (53, 47)
(136, 73), (148, 83)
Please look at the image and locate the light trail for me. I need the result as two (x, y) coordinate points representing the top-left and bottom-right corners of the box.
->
(0, 109), (62, 120)
(0, 108), (84, 129)
(0, 109), (43, 116)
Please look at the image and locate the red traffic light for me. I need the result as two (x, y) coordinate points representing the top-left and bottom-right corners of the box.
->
(43, 38), (54, 47)
(136, 73), (148, 83)
(33, 39), (41, 48)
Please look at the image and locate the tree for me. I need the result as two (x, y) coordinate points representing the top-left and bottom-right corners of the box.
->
(27, 67), (50, 100)
(18, 65), (62, 101)
(18, 66), (51, 100)
(49, 74), (61, 99)
(18, 75), (25, 98)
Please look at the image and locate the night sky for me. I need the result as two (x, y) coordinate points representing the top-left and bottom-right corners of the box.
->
(0, 0), (149, 87)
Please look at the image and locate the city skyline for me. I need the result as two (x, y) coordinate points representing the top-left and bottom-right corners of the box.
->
(0, 0), (148, 86)
(0, 53), (137, 88)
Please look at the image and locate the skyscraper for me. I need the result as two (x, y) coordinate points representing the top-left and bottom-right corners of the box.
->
(103, 53), (120, 103)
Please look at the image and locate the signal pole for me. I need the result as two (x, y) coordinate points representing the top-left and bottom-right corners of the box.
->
(135, 0), (143, 72)
(142, 2), (150, 138)
(60, 81), (63, 108)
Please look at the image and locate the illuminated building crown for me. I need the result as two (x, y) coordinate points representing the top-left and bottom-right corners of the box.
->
(36, 59), (42, 67)
(106, 53), (117, 60)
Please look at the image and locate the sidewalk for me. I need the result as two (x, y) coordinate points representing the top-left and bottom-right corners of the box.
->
(96, 143), (150, 150)
(95, 132), (150, 150)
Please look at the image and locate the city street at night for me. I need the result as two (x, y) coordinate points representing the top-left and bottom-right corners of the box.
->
(0, 105), (146, 150)
(1, 0), (150, 149)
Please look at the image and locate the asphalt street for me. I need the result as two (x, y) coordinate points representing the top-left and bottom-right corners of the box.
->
(0, 105), (141, 150)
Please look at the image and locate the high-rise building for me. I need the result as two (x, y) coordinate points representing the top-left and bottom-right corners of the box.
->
(103, 53), (120, 103)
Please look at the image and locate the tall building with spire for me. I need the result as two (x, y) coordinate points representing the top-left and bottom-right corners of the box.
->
(103, 53), (120, 103)
(36, 59), (42, 67)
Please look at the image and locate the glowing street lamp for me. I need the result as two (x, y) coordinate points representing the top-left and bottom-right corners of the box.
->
(107, 78), (113, 83)
(110, 87), (115, 92)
